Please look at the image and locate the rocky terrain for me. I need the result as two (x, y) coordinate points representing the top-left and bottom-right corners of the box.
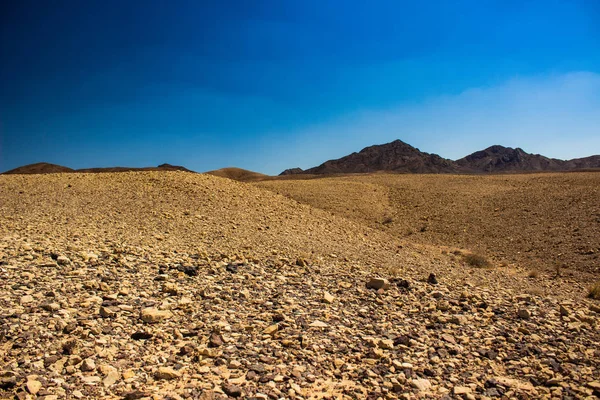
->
(280, 140), (600, 175)
(1, 171), (599, 399)
(258, 172), (600, 277)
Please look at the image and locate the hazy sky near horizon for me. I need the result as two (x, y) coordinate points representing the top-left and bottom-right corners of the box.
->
(1, 1), (600, 174)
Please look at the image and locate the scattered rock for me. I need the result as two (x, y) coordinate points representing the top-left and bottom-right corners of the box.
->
(26, 379), (42, 395)
(517, 308), (531, 320)
(162, 282), (178, 294)
(427, 273), (438, 284)
(141, 307), (173, 323)
(454, 386), (472, 395)
(411, 378), (432, 391)
(263, 324), (278, 335)
(209, 331), (224, 347)
(366, 277), (390, 290)
(131, 331), (153, 340)
(559, 304), (569, 316)
(103, 369), (120, 387)
(222, 383), (243, 397)
(155, 366), (181, 380)
(56, 255), (70, 265)
(0, 372), (17, 389)
(81, 358), (96, 372)
(323, 291), (335, 304)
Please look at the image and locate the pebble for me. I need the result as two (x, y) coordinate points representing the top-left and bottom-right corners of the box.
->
(56, 255), (70, 265)
(141, 307), (173, 323)
(155, 366), (181, 380)
(222, 383), (243, 397)
(411, 378), (432, 391)
(81, 358), (96, 372)
(26, 379), (42, 395)
(366, 277), (390, 290)
(517, 308), (531, 319)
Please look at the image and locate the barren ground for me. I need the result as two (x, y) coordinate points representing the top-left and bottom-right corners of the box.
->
(0, 172), (599, 399)
(257, 172), (600, 277)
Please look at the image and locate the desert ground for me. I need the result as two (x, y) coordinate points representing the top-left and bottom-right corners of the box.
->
(1, 171), (599, 399)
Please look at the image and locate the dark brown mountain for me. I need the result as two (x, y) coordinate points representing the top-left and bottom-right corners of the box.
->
(279, 167), (304, 176)
(455, 145), (567, 172)
(563, 155), (600, 171)
(2, 162), (74, 174)
(302, 140), (459, 174)
(77, 163), (194, 173)
(2, 163), (194, 174)
(285, 141), (600, 175)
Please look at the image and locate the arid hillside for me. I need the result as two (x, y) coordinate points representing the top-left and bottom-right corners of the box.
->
(0, 172), (599, 399)
(257, 172), (600, 276)
(205, 167), (269, 182)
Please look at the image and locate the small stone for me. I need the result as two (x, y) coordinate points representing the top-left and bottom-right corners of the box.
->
(20, 295), (34, 304)
(323, 291), (335, 304)
(590, 304), (600, 314)
(162, 282), (178, 295)
(155, 366), (181, 380)
(123, 390), (150, 400)
(366, 278), (390, 290)
(99, 306), (116, 318)
(263, 324), (278, 335)
(141, 307), (173, 323)
(131, 331), (153, 340)
(587, 381), (600, 390)
(441, 334), (456, 344)
(309, 320), (328, 328)
(450, 315), (467, 325)
(411, 378), (432, 391)
(209, 331), (224, 347)
(41, 302), (60, 312)
(103, 370), (120, 387)
(517, 309), (531, 320)
(222, 383), (243, 397)
(81, 358), (96, 372)
(57, 255), (70, 265)
(427, 273), (438, 284)
(454, 386), (472, 395)
(26, 379), (42, 395)
(559, 305), (569, 316)
(379, 339), (394, 349)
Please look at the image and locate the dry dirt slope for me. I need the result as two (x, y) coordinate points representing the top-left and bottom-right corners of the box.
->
(0, 172), (599, 399)
(257, 172), (600, 277)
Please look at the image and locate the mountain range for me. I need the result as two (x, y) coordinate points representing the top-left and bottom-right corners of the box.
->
(3, 141), (599, 176)
(280, 140), (600, 175)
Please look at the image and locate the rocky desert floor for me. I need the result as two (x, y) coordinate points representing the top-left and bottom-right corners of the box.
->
(1, 171), (599, 399)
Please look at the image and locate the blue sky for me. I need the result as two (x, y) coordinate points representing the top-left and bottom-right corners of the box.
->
(1, 0), (599, 174)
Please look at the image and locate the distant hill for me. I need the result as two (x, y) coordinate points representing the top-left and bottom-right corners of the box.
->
(283, 140), (600, 175)
(77, 163), (194, 173)
(279, 167), (304, 176)
(2, 162), (74, 174)
(455, 145), (566, 172)
(2, 163), (194, 174)
(205, 167), (269, 182)
(303, 140), (459, 174)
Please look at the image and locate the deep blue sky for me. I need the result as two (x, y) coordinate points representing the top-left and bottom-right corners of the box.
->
(1, 1), (599, 174)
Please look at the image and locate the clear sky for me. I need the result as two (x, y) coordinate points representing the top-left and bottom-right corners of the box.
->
(1, 0), (599, 174)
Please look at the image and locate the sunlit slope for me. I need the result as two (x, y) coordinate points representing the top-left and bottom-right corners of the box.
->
(257, 172), (600, 275)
